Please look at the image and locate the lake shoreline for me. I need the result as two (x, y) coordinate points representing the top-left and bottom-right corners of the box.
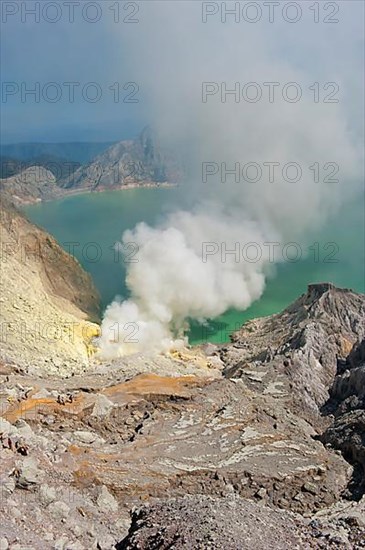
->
(23, 190), (364, 345)
(15, 181), (178, 206)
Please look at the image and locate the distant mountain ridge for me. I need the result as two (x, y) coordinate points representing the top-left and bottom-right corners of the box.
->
(61, 127), (182, 191)
(0, 129), (183, 204)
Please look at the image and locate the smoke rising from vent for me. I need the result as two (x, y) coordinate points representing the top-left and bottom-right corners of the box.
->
(99, 1), (363, 357)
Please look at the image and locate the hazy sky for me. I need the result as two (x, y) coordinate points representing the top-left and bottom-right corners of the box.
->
(1, 0), (146, 142)
(1, 0), (364, 143)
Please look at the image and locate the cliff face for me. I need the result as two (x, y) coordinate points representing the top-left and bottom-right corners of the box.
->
(0, 199), (100, 375)
(322, 338), (365, 498)
(0, 284), (364, 549)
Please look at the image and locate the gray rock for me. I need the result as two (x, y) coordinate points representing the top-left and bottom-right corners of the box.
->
(74, 431), (97, 444)
(96, 534), (116, 550)
(0, 418), (14, 436)
(64, 542), (84, 550)
(1, 474), (16, 495)
(11, 507), (22, 519)
(69, 523), (83, 538)
(31, 388), (52, 399)
(16, 457), (42, 489)
(302, 482), (318, 495)
(48, 500), (70, 519)
(91, 395), (114, 418)
(14, 419), (33, 438)
(17, 422), (35, 443)
(114, 518), (131, 539)
(39, 484), (57, 505)
(0, 537), (9, 550)
(54, 536), (68, 550)
(97, 486), (118, 513)
(256, 487), (267, 499)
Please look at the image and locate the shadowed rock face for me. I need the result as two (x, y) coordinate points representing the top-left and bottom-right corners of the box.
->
(0, 284), (365, 549)
(321, 338), (365, 499)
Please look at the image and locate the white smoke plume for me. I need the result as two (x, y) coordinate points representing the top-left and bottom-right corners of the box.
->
(99, 1), (363, 357)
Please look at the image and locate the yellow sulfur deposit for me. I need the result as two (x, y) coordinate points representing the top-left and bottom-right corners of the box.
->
(73, 321), (101, 357)
(169, 348), (210, 369)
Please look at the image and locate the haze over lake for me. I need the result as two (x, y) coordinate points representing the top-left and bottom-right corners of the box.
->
(24, 187), (365, 345)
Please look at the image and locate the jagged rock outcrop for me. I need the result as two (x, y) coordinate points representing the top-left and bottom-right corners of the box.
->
(321, 338), (365, 498)
(0, 199), (100, 374)
(222, 283), (365, 422)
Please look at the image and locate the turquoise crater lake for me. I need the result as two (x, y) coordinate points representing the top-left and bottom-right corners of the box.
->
(24, 188), (364, 345)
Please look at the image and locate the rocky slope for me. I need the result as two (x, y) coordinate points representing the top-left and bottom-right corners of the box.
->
(0, 166), (64, 205)
(0, 283), (364, 549)
(222, 283), (365, 421)
(118, 494), (365, 549)
(0, 199), (100, 375)
(59, 127), (182, 191)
